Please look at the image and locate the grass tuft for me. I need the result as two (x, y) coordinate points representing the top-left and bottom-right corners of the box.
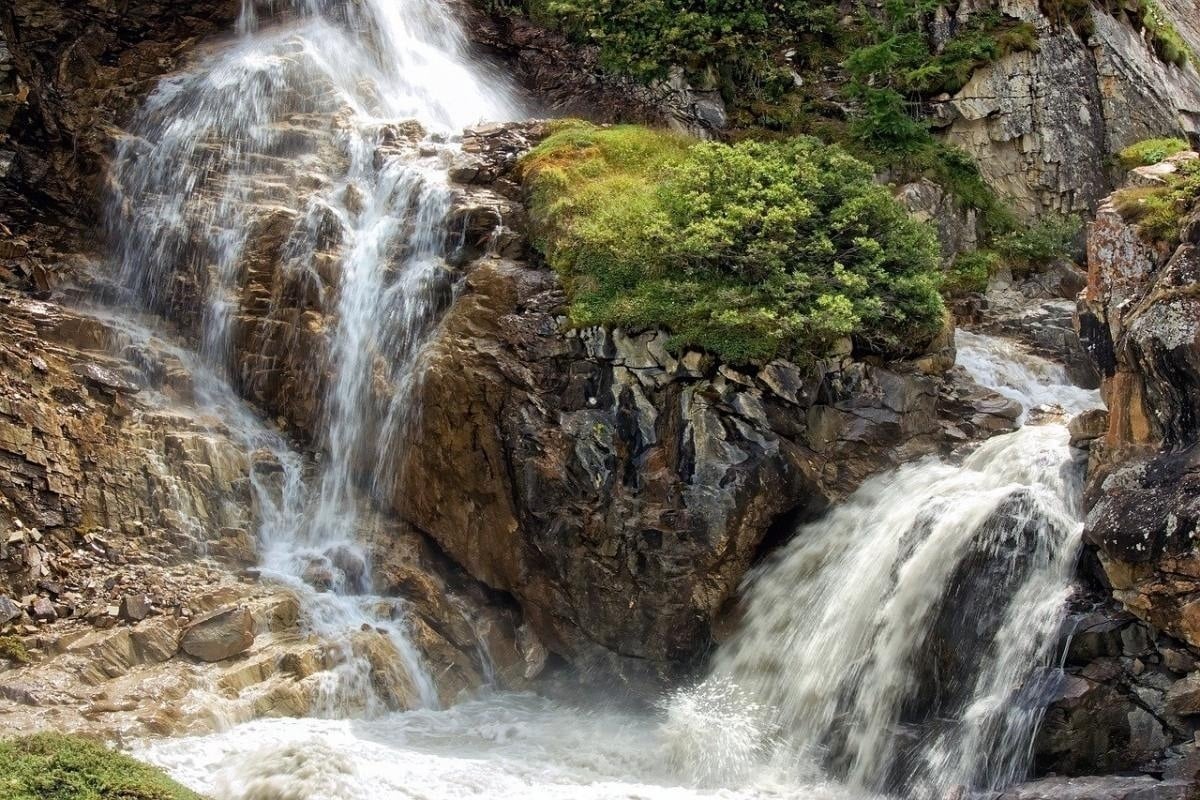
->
(0, 733), (207, 800)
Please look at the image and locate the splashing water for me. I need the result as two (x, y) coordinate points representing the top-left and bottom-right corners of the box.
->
(100, 0), (1109, 791)
(106, 0), (521, 710)
(663, 331), (1103, 799)
(129, 327), (1107, 798)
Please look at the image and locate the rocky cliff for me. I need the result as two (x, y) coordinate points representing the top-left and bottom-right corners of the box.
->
(939, 2), (1200, 219)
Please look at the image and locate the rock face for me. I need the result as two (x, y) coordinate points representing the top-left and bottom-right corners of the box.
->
(1053, 158), (1200, 783)
(939, 4), (1200, 219)
(1076, 161), (1200, 649)
(398, 255), (1024, 685)
(0, 0), (240, 213)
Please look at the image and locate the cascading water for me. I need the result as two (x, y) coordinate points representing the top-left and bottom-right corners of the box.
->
(94, 0), (1108, 792)
(128, 325), (1105, 799)
(665, 332), (1102, 799)
(106, 0), (522, 711)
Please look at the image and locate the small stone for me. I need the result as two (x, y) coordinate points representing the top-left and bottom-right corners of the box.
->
(0, 596), (22, 624)
(30, 597), (56, 621)
(119, 594), (152, 622)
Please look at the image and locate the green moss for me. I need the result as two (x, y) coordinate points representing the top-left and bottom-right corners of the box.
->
(1113, 158), (1200, 247)
(523, 122), (946, 363)
(0, 635), (30, 664)
(0, 734), (206, 800)
(1118, 137), (1189, 170)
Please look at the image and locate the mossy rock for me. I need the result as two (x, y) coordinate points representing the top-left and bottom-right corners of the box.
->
(0, 733), (207, 800)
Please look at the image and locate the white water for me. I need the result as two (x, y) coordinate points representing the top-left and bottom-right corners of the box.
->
(106, 0), (522, 710)
(129, 328), (1103, 798)
(99, 0), (1107, 792)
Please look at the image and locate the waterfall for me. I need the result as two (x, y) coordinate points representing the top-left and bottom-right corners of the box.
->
(665, 332), (1102, 798)
(106, 0), (522, 711)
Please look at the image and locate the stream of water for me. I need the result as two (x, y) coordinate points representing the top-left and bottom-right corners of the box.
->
(105, 0), (1104, 796)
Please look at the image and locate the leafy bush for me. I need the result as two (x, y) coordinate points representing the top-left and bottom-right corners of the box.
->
(1113, 158), (1200, 246)
(0, 734), (206, 800)
(992, 214), (1082, 271)
(1118, 137), (1190, 170)
(523, 122), (946, 363)
(945, 249), (1001, 295)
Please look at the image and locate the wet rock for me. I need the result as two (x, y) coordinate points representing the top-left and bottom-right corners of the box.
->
(398, 256), (1017, 687)
(180, 606), (255, 662)
(996, 775), (1193, 800)
(1070, 409), (1110, 449)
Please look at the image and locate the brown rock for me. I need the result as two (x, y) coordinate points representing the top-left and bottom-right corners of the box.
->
(119, 594), (152, 622)
(180, 606), (255, 662)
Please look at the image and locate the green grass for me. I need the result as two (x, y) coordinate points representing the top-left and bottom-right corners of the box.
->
(0, 635), (30, 664)
(522, 121), (946, 363)
(1113, 158), (1200, 247)
(0, 734), (206, 800)
(1118, 137), (1190, 170)
(945, 249), (1001, 295)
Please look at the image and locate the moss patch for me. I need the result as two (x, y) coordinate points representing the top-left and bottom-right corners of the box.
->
(523, 122), (946, 363)
(1118, 137), (1190, 170)
(0, 733), (206, 800)
(0, 635), (31, 664)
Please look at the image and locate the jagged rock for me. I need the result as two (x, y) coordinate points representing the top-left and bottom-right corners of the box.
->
(939, 7), (1200, 219)
(397, 254), (1016, 687)
(0, 594), (20, 624)
(180, 606), (254, 662)
(119, 594), (151, 622)
(1077, 170), (1200, 651)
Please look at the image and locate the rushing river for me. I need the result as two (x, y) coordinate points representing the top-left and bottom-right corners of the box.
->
(111, 0), (1103, 796)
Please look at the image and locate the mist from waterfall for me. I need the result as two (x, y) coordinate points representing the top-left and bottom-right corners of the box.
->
(106, 0), (522, 710)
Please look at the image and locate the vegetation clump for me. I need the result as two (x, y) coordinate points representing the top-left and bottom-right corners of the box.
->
(1118, 137), (1190, 170)
(0, 635), (30, 664)
(0, 733), (206, 800)
(523, 122), (946, 363)
(1113, 158), (1200, 247)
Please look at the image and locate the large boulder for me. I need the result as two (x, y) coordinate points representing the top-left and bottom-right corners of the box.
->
(396, 254), (1016, 687)
(180, 606), (255, 662)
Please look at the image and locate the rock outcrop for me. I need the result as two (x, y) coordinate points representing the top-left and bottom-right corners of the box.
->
(939, 3), (1200, 219)
(1052, 154), (1200, 783)
(382, 125), (1024, 686)
(0, 0), (240, 214)
(1077, 156), (1200, 645)
(0, 288), (532, 737)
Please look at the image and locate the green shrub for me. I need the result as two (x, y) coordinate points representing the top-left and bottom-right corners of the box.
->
(0, 734), (206, 800)
(0, 635), (30, 664)
(1118, 137), (1190, 170)
(992, 214), (1082, 271)
(1113, 158), (1200, 246)
(945, 249), (1001, 296)
(523, 122), (946, 363)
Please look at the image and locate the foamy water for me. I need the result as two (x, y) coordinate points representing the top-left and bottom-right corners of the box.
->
(137, 693), (874, 800)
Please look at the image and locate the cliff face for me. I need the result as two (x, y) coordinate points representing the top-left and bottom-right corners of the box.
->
(0, 0), (240, 215)
(1078, 155), (1200, 646)
(939, 3), (1200, 220)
